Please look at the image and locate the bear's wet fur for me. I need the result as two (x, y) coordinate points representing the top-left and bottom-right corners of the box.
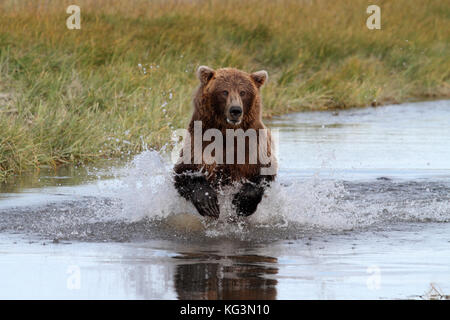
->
(174, 66), (277, 218)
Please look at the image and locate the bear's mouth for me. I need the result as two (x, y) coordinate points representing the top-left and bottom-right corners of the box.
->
(226, 118), (242, 126)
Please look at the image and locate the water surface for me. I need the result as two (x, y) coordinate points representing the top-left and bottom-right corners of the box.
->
(1, 100), (449, 299)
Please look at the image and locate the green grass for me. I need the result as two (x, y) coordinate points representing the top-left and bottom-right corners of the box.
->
(0, 0), (449, 181)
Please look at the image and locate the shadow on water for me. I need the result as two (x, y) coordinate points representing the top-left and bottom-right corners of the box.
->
(173, 252), (278, 300)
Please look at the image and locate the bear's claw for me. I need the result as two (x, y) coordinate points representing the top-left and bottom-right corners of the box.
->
(191, 186), (220, 218)
(232, 183), (265, 217)
(174, 173), (220, 218)
(194, 200), (220, 218)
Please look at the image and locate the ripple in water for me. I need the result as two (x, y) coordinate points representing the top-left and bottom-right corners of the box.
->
(1, 150), (449, 243)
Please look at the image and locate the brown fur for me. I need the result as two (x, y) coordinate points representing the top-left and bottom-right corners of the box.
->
(174, 67), (276, 186)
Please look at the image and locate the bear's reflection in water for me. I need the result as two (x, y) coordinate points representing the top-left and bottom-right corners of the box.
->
(174, 253), (278, 300)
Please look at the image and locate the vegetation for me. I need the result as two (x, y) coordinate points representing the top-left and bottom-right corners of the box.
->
(0, 0), (449, 180)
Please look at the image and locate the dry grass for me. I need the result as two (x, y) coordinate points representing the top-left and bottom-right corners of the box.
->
(0, 0), (449, 180)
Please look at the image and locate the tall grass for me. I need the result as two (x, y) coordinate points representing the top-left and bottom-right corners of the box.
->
(0, 0), (449, 180)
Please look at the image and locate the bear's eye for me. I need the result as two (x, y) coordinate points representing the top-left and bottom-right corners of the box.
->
(239, 91), (246, 97)
(222, 90), (229, 97)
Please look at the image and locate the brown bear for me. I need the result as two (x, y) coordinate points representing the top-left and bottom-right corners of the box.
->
(173, 66), (277, 218)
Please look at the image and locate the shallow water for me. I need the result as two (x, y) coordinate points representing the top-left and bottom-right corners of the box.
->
(1, 100), (449, 299)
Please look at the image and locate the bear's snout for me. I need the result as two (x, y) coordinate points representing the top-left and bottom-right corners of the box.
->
(226, 96), (244, 125)
(229, 106), (242, 118)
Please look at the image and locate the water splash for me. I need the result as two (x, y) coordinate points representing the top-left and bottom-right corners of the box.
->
(110, 150), (353, 230)
(1, 149), (449, 242)
(105, 150), (450, 240)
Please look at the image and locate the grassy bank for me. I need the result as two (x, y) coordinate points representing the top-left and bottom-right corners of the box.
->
(0, 0), (449, 181)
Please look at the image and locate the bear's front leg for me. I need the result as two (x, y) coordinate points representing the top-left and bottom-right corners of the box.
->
(174, 174), (220, 218)
(232, 182), (266, 217)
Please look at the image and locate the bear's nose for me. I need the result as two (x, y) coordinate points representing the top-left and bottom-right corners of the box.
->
(229, 106), (243, 118)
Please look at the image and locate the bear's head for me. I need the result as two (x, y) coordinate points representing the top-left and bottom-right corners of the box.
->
(194, 66), (268, 128)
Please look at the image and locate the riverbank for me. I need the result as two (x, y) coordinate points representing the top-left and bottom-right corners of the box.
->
(1, 0), (449, 181)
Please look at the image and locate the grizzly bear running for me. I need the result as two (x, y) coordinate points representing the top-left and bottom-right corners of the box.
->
(173, 66), (277, 218)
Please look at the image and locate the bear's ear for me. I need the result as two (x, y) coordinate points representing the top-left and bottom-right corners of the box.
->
(197, 66), (215, 85)
(250, 70), (268, 88)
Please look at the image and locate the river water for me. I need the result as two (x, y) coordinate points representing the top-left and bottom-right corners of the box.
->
(0, 100), (449, 299)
